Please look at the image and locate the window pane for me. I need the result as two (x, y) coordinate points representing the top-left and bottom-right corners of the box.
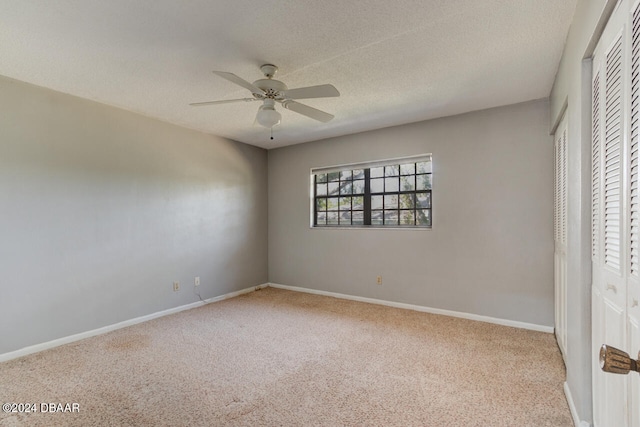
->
(385, 165), (399, 176)
(340, 170), (352, 181)
(384, 194), (398, 209)
(328, 172), (340, 182)
(353, 196), (364, 210)
(339, 197), (352, 210)
(339, 211), (352, 224)
(400, 175), (415, 191)
(416, 161), (432, 174)
(370, 167), (384, 178)
(327, 197), (339, 211)
(385, 177), (399, 192)
(371, 178), (384, 193)
(316, 173), (328, 183)
(416, 192), (431, 208)
(416, 209), (431, 226)
(371, 210), (384, 225)
(400, 194), (414, 209)
(400, 210), (415, 225)
(339, 182), (353, 195)
(327, 211), (339, 225)
(316, 198), (327, 211)
(316, 212), (327, 225)
(328, 182), (340, 195)
(352, 179), (365, 194)
(384, 210), (399, 225)
(371, 195), (383, 210)
(316, 183), (327, 196)
(400, 163), (415, 175)
(353, 169), (365, 179)
(416, 174), (432, 190)
(352, 211), (364, 225)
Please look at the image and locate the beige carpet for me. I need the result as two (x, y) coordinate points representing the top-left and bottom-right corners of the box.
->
(0, 287), (571, 426)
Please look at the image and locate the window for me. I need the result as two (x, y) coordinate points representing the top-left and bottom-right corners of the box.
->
(312, 155), (432, 228)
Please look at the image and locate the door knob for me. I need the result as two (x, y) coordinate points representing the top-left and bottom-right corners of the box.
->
(600, 345), (640, 374)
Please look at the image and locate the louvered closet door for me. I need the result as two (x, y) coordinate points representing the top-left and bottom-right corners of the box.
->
(592, 51), (608, 427)
(591, 1), (631, 425)
(554, 114), (567, 360)
(628, 3), (640, 426)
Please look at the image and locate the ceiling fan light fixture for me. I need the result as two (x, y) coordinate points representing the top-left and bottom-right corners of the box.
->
(256, 99), (281, 128)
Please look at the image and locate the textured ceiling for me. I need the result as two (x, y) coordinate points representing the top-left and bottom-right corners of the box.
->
(0, 1), (577, 149)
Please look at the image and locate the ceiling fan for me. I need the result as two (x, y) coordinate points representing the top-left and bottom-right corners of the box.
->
(190, 64), (340, 129)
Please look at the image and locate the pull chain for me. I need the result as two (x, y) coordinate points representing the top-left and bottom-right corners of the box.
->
(270, 127), (274, 140)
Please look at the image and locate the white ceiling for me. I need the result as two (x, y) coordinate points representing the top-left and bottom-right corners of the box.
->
(0, 1), (577, 149)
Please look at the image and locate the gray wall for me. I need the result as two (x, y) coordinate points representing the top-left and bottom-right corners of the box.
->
(549, 0), (611, 423)
(0, 76), (268, 355)
(268, 99), (554, 327)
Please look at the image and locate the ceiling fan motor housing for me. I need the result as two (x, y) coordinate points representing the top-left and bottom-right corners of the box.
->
(253, 78), (287, 98)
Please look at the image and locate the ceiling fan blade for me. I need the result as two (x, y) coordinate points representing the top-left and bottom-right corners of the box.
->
(282, 100), (334, 122)
(212, 71), (264, 96)
(281, 84), (340, 100)
(190, 98), (257, 106)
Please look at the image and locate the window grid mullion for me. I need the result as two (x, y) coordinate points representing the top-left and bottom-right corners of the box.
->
(364, 168), (371, 225)
(313, 175), (318, 226)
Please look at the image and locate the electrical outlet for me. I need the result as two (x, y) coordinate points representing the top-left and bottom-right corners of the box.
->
(195, 277), (200, 287)
(173, 281), (180, 292)
(376, 276), (382, 285)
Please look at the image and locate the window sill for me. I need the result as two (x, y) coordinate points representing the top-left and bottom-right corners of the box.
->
(309, 225), (432, 230)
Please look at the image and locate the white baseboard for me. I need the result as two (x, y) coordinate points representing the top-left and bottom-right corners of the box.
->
(267, 283), (554, 333)
(0, 283), (269, 363)
(564, 382), (590, 427)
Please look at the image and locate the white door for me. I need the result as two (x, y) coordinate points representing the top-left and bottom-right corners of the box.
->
(554, 113), (568, 360)
(591, 1), (640, 425)
(628, 3), (640, 424)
